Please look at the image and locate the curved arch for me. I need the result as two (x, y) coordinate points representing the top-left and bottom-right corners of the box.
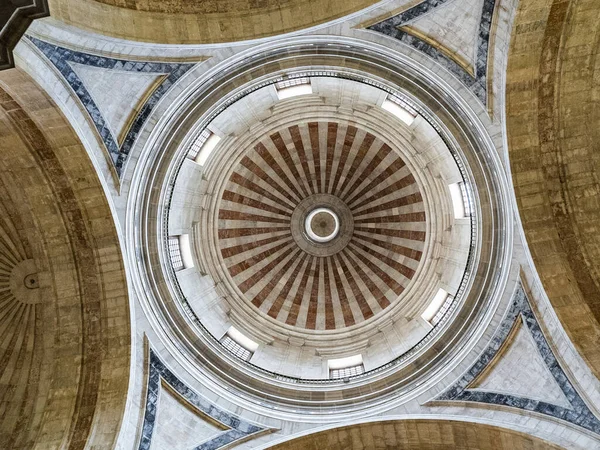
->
(507, 0), (600, 377)
(267, 419), (563, 449)
(47, 0), (379, 44)
(0, 69), (130, 449)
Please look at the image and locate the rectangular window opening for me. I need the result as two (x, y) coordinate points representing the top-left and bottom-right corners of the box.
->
(189, 130), (221, 166)
(187, 129), (210, 160)
(220, 326), (258, 361)
(179, 234), (194, 269)
(381, 95), (417, 126)
(460, 181), (472, 216)
(431, 294), (454, 326)
(449, 182), (467, 219)
(422, 288), (450, 323)
(328, 354), (365, 379)
(276, 77), (312, 99)
(168, 236), (184, 271)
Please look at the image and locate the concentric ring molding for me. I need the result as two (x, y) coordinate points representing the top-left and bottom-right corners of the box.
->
(188, 96), (461, 371)
(304, 208), (340, 243)
(186, 86), (475, 355)
(126, 38), (512, 414)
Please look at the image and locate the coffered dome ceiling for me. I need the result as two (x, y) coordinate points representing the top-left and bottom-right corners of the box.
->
(217, 120), (426, 330)
(176, 72), (477, 365)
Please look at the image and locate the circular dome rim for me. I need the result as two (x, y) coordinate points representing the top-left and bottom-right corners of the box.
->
(126, 38), (512, 413)
(305, 208), (340, 242)
(203, 113), (436, 340)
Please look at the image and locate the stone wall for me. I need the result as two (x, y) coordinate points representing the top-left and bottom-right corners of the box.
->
(267, 419), (563, 450)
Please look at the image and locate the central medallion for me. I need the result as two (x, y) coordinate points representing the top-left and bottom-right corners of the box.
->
(289, 194), (353, 257)
(305, 207), (339, 242)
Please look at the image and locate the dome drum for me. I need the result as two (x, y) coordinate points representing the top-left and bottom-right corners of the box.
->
(195, 108), (450, 352)
(127, 39), (510, 414)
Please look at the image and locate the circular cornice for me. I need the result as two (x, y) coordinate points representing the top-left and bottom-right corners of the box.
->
(126, 37), (512, 416)
(197, 103), (447, 349)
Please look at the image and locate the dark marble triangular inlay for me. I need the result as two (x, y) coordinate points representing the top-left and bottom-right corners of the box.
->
(27, 36), (196, 178)
(367, 0), (496, 105)
(0, 1), (49, 70)
(435, 283), (600, 434)
(139, 349), (270, 450)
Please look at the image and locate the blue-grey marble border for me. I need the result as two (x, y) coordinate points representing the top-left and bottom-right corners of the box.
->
(0, 0), (49, 70)
(27, 36), (195, 177)
(139, 349), (267, 450)
(367, 0), (496, 104)
(436, 284), (600, 434)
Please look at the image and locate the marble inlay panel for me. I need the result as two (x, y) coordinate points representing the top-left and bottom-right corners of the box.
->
(27, 36), (196, 176)
(217, 121), (426, 331)
(139, 349), (270, 450)
(150, 386), (223, 450)
(470, 320), (571, 408)
(367, 0), (497, 104)
(436, 283), (600, 434)
(0, 1), (49, 69)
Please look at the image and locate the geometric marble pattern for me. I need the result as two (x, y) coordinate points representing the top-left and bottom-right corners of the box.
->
(367, 0), (497, 104)
(218, 121), (426, 330)
(436, 283), (600, 435)
(150, 384), (223, 450)
(27, 36), (196, 177)
(69, 61), (164, 147)
(139, 349), (270, 450)
(470, 319), (572, 409)
(399, 0), (484, 76)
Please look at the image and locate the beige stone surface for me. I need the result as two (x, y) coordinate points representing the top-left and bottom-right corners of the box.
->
(0, 68), (130, 449)
(507, 0), (600, 377)
(48, 0), (380, 44)
(268, 419), (564, 449)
